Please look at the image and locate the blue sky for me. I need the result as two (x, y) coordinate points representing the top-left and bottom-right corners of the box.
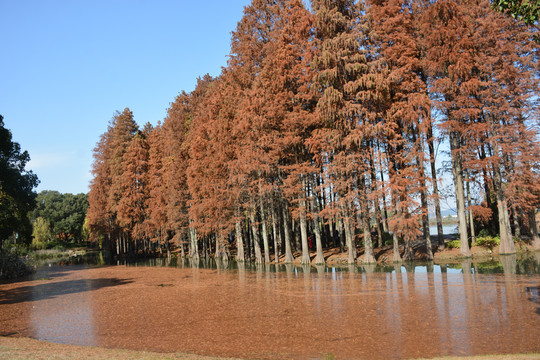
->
(0, 0), (251, 194)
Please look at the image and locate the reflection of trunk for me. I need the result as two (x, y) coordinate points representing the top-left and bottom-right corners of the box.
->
(449, 130), (471, 257)
(282, 201), (295, 263)
(500, 254), (517, 275)
(491, 153), (515, 254)
(235, 218), (244, 262)
(249, 206), (263, 264)
(461, 258), (473, 274)
(299, 180), (310, 264)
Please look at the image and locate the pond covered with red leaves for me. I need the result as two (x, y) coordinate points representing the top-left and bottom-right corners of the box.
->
(1, 254), (539, 359)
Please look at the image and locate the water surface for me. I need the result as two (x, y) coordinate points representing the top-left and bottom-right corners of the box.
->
(1, 253), (539, 359)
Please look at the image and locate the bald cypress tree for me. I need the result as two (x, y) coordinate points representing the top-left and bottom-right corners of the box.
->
(117, 132), (149, 250)
(312, 0), (384, 264)
(145, 124), (168, 253)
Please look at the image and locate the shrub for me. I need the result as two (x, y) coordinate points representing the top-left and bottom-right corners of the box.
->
(31, 239), (47, 250)
(0, 253), (34, 280)
(3, 243), (29, 257)
(475, 235), (500, 250)
(447, 239), (461, 249)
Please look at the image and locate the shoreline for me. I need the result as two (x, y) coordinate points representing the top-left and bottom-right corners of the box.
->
(1, 336), (539, 360)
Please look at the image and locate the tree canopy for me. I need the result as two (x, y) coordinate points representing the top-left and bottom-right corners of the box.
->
(88, 0), (540, 262)
(0, 115), (39, 249)
(30, 191), (89, 242)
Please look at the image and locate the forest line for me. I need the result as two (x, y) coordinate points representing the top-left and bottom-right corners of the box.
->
(87, 0), (540, 265)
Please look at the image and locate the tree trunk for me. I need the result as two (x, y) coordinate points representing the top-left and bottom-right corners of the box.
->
(450, 131), (471, 257)
(299, 181), (310, 265)
(244, 220), (252, 262)
(402, 217), (415, 262)
(528, 209), (540, 250)
(122, 232), (127, 255)
(378, 153), (390, 233)
(282, 201), (295, 263)
(165, 238), (171, 259)
(466, 172), (476, 246)
(392, 232), (401, 262)
(338, 219), (345, 253)
(343, 203), (356, 264)
(202, 236), (207, 259)
(418, 154), (433, 260)
(235, 218), (245, 262)
(190, 226), (199, 262)
(215, 233), (228, 262)
(428, 120), (444, 250)
(359, 176), (376, 264)
(271, 203), (280, 263)
(249, 206), (263, 264)
(311, 183), (325, 265)
(369, 150), (384, 248)
(492, 162), (515, 254)
(180, 239), (185, 258)
(259, 196), (271, 264)
(511, 205), (521, 239)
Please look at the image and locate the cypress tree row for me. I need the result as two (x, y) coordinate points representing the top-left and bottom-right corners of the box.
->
(87, 0), (539, 261)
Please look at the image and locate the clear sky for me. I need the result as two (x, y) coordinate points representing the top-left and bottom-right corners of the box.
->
(0, 0), (251, 195)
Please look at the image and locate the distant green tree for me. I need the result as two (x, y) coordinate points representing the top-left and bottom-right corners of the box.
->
(0, 115), (39, 252)
(31, 191), (89, 242)
(492, 0), (539, 41)
(31, 217), (52, 249)
(493, 0), (539, 24)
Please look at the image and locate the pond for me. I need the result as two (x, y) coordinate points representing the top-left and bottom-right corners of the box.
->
(1, 252), (539, 359)
(429, 224), (458, 236)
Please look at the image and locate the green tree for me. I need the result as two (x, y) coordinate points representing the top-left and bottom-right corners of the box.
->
(492, 0), (539, 41)
(31, 191), (89, 242)
(492, 0), (539, 24)
(31, 217), (52, 249)
(0, 115), (39, 251)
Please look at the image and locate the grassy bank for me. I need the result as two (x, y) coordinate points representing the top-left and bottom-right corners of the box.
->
(0, 337), (238, 360)
(0, 337), (538, 360)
